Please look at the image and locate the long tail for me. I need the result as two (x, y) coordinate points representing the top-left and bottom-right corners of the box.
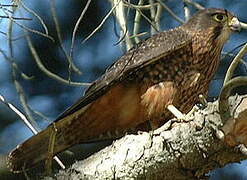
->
(7, 104), (91, 173)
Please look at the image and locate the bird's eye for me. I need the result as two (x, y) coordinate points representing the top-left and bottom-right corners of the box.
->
(213, 13), (227, 22)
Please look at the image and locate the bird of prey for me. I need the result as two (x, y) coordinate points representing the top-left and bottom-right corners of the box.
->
(8, 8), (241, 173)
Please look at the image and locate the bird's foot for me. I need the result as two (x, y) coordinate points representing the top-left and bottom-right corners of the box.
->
(167, 104), (194, 123)
(235, 144), (247, 155)
(198, 94), (208, 109)
(218, 129), (247, 155)
(216, 129), (225, 140)
(167, 104), (185, 121)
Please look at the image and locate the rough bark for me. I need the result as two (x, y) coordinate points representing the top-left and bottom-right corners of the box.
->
(43, 95), (247, 180)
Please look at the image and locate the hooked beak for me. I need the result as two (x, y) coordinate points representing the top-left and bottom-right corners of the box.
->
(229, 17), (241, 32)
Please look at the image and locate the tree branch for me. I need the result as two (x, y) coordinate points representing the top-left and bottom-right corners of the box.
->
(43, 94), (247, 180)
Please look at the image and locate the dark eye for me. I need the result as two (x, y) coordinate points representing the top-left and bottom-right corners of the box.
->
(213, 13), (227, 22)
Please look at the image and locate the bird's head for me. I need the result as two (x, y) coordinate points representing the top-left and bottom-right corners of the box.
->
(184, 8), (241, 47)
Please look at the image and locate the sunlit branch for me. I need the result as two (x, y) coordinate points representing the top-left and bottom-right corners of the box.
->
(149, 0), (157, 35)
(112, 0), (133, 50)
(224, 43), (247, 85)
(0, 94), (65, 170)
(154, 2), (162, 31)
(133, 0), (144, 43)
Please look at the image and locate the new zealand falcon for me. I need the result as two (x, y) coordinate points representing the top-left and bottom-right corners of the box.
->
(8, 8), (241, 172)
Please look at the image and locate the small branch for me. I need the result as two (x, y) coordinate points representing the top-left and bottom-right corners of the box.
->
(149, 0), (157, 35)
(69, 0), (91, 73)
(154, 3), (162, 31)
(0, 94), (38, 134)
(223, 43), (247, 86)
(2, 3), (54, 41)
(20, 1), (48, 34)
(0, 15), (31, 20)
(133, 0), (144, 44)
(112, 0), (133, 50)
(0, 4), (18, 7)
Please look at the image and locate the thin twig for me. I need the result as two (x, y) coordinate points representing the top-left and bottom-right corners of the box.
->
(1, 5), (54, 41)
(0, 49), (34, 80)
(20, 1), (48, 34)
(82, 2), (118, 44)
(158, 0), (184, 24)
(154, 2), (162, 31)
(9, 15), (54, 41)
(50, 0), (82, 77)
(69, 0), (91, 74)
(123, 2), (158, 9)
(0, 15), (31, 20)
(182, 0), (204, 10)
(0, 4), (15, 14)
(25, 32), (90, 86)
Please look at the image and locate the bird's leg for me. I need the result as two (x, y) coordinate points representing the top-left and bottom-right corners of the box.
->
(168, 71), (203, 122)
(45, 123), (57, 175)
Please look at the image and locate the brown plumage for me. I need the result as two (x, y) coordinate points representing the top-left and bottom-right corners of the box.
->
(7, 8), (241, 172)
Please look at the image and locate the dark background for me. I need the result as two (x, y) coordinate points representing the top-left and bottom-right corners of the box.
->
(0, 0), (247, 179)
